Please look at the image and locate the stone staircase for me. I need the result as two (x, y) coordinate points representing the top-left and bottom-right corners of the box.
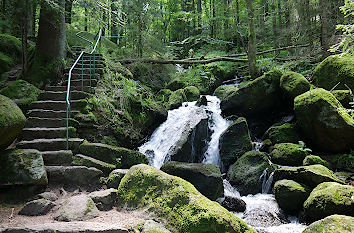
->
(16, 47), (107, 187)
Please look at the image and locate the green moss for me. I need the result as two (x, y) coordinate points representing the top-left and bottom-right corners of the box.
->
(280, 71), (311, 99)
(117, 164), (256, 233)
(332, 90), (353, 108)
(303, 182), (354, 221)
(334, 154), (354, 172)
(0, 80), (41, 112)
(303, 215), (354, 233)
(313, 54), (354, 90)
(270, 143), (309, 166)
(0, 34), (22, 63)
(213, 85), (238, 100)
(0, 52), (14, 75)
(167, 89), (186, 110)
(28, 55), (65, 85)
(303, 155), (332, 169)
(263, 123), (301, 144)
(72, 154), (116, 175)
(183, 86), (200, 102)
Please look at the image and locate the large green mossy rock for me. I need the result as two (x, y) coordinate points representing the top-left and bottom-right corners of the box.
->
(303, 155), (332, 169)
(219, 117), (252, 168)
(313, 54), (354, 90)
(167, 89), (187, 110)
(303, 215), (354, 233)
(0, 52), (14, 75)
(270, 143), (309, 166)
(332, 153), (354, 172)
(303, 182), (354, 221)
(227, 151), (272, 195)
(332, 90), (353, 109)
(274, 165), (344, 188)
(79, 141), (148, 168)
(273, 179), (311, 214)
(263, 123), (301, 144)
(0, 94), (26, 150)
(0, 149), (48, 187)
(213, 85), (238, 100)
(294, 88), (354, 152)
(0, 80), (41, 111)
(280, 71), (311, 99)
(220, 70), (284, 117)
(160, 161), (224, 201)
(183, 86), (200, 101)
(117, 164), (256, 233)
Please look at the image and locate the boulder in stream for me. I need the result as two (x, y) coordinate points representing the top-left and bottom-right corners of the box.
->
(280, 71), (311, 100)
(161, 161), (223, 200)
(270, 143), (309, 166)
(262, 123), (301, 144)
(302, 215), (354, 233)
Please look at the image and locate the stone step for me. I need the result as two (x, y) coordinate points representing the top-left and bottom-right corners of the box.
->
(72, 154), (116, 175)
(42, 150), (73, 166)
(27, 109), (79, 118)
(17, 138), (83, 151)
(64, 79), (98, 87)
(66, 68), (104, 75)
(46, 166), (103, 186)
(75, 60), (104, 65)
(20, 127), (77, 140)
(39, 90), (89, 101)
(64, 73), (100, 80)
(26, 117), (67, 128)
(69, 63), (105, 69)
(44, 86), (95, 93)
(31, 100), (87, 111)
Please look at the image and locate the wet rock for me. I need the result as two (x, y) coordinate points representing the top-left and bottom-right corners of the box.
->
(117, 164), (256, 233)
(294, 88), (354, 153)
(161, 161), (224, 200)
(19, 198), (55, 216)
(270, 143), (309, 166)
(54, 194), (99, 221)
(312, 54), (354, 90)
(219, 117), (253, 168)
(184, 86), (200, 101)
(280, 71), (310, 100)
(34, 191), (58, 201)
(242, 207), (288, 228)
(141, 220), (172, 233)
(105, 169), (129, 188)
(227, 151), (272, 195)
(0, 95), (26, 150)
(303, 155), (332, 169)
(302, 215), (354, 233)
(220, 196), (246, 212)
(196, 95), (208, 106)
(88, 188), (117, 211)
(167, 89), (187, 110)
(273, 179), (311, 214)
(262, 123), (301, 144)
(79, 141), (148, 168)
(0, 149), (47, 187)
(274, 165), (344, 188)
(213, 85), (238, 100)
(303, 182), (354, 221)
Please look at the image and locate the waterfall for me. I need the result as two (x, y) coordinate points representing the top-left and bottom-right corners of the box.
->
(233, 75), (240, 87)
(253, 139), (264, 151)
(201, 96), (231, 166)
(260, 168), (275, 194)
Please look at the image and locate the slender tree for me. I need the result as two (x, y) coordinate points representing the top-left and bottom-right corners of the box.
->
(246, 0), (256, 78)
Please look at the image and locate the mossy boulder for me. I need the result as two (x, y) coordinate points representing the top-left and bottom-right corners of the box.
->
(332, 153), (354, 172)
(117, 164), (256, 233)
(0, 149), (48, 187)
(105, 169), (129, 188)
(274, 165), (344, 188)
(332, 90), (353, 109)
(270, 143), (309, 166)
(219, 117), (253, 168)
(313, 54), (354, 91)
(0, 80), (41, 112)
(303, 215), (354, 233)
(303, 155), (332, 169)
(183, 86), (200, 102)
(79, 140), (148, 168)
(294, 88), (354, 152)
(263, 123), (301, 144)
(273, 179), (311, 214)
(0, 34), (21, 74)
(0, 52), (15, 75)
(213, 85), (238, 100)
(160, 161), (224, 201)
(227, 151), (272, 195)
(220, 70), (284, 117)
(0, 95), (26, 150)
(167, 89), (187, 110)
(303, 182), (354, 221)
(280, 71), (311, 99)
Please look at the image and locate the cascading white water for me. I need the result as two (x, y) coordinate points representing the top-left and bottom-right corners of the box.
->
(201, 96), (231, 166)
(138, 101), (200, 168)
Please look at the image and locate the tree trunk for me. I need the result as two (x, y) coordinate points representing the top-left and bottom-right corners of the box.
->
(320, 0), (330, 57)
(65, 0), (73, 24)
(111, 0), (118, 44)
(84, 6), (88, 31)
(284, 0), (291, 46)
(28, 0), (66, 84)
(246, 0), (256, 78)
(197, 0), (202, 33)
(272, 2), (278, 50)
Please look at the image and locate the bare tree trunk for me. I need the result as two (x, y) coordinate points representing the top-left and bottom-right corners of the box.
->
(84, 6), (88, 31)
(320, 0), (330, 57)
(197, 0), (202, 33)
(284, 0), (291, 46)
(246, 0), (256, 78)
(65, 0), (73, 24)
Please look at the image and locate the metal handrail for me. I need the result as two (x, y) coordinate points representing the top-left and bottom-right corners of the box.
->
(66, 29), (102, 149)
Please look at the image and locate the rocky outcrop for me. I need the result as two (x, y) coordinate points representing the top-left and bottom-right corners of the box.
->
(303, 182), (354, 221)
(270, 143), (309, 166)
(19, 199), (55, 216)
(273, 179), (311, 214)
(88, 188), (117, 211)
(117, 164), (256, 233)
(0, 95), (26, 150)
(227, 151), (272, 195)
(167, 89), (187, 110)
(0, 149), (47, 187)
(274, 165), (344, 188)
(302, 215), (354, 233)
(104, 169), (129, 188)
(303, 155), (332, 169)
(294, 88), (354, 152)
(213, 85), (238, 100)
(161, 161), (223, 200)
(312, 54), (354, 90)
(184, 86), (200, 101)
(263, 123), (301, 144)
(219, 117), (252, 168)
(220, 196), (246, 212)
(280, 71), (310, 99)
